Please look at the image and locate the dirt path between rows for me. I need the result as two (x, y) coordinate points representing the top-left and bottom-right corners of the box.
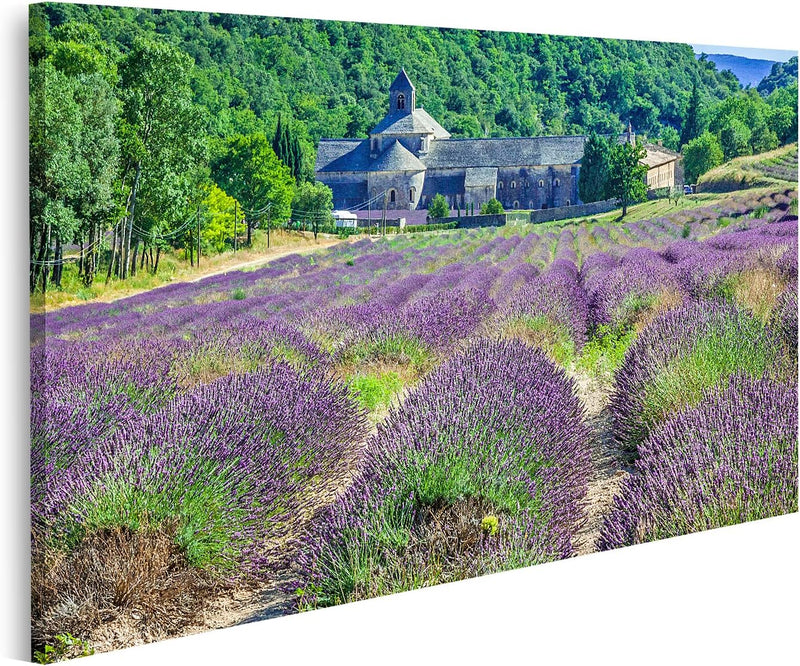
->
(569, 368), (635, 556)
(187, 240), (343, 283)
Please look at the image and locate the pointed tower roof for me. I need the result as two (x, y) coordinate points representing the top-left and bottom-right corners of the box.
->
(390, 68), (415, 91)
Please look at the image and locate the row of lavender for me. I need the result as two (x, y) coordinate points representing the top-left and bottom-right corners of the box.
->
(31, 188), (797, 636)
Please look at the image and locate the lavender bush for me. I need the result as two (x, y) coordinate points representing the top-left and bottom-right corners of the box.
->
(32, 361), (369, 578)
(599, 374), (798, 549)
(292, 339), (591, 608)
(611, 301), (790, 452)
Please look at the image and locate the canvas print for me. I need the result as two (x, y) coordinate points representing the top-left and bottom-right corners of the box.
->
(29, 1), (798, 660)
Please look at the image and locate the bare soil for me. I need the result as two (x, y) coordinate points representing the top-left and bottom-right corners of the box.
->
(568, 368), (635, 557)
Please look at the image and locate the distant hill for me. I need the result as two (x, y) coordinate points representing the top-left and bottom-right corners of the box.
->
(697, 53), (777, 88)
(758, 56), (799, 95)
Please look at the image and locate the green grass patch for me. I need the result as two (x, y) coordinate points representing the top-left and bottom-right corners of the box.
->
(577, 324), (637, 377)
(340, 334), (431, 372)
(347, 371), (404, 413)
(633, 313), (783, 449)
(504, 314), (576, 367)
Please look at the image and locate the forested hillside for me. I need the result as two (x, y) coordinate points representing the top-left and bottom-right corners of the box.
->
(36, 3), (744, 146)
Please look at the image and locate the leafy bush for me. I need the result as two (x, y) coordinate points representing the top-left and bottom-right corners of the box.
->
(480, 198), (505, 215)
(428, 194), (450, 219)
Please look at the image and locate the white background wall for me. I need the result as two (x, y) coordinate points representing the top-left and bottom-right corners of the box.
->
(2, 2), (798, 665)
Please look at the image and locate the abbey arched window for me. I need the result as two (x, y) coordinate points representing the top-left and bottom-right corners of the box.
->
(371, 138), (378, 152)
(389, 189), (396, 203)
(510, 181), (516, 189)
(409, 187), (416, 203)
(498, 181), (504, 190)
(538, 179), (545, 187)
(554, 178), (561, 187)
(566, 199), (571, 206)
(529, 200), (534, 209)
(513, 200), (519, 209)
(397, 94), (405, 110)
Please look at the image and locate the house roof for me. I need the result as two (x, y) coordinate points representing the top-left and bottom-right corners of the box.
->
(423, 136), (588, 169)
(315, 132), (678, 175)
(316, 139), (371, 172)
(641, 143), (681, 168)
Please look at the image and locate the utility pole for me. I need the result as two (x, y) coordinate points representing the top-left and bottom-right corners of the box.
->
(234, 200), (238, 253)
(197, 205), (201, 268)
(267, 205), (271, 249)
(382, 191), (388, 238)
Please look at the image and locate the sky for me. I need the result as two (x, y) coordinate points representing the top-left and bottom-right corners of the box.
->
(691, 43), (797, 62)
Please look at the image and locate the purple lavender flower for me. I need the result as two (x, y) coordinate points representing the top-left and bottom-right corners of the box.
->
(599, 374), (798, 550)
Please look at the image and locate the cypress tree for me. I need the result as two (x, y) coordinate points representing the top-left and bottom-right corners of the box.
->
(273, 113), (304, 182)
(680, 83), (704, 148)
(578, 132), (611, 203)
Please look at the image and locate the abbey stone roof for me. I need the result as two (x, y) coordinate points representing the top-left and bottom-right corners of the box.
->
(316, 134), (590, 174)
(390, 68), (415, 91)
(369, 139), (427, 172)
(369, 107), (451, 138)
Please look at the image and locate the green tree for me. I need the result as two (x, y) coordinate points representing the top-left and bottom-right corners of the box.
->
(682, 131), (724, 184)
(578, 132), (611, 203)
(767, 85), (799, 145)
(272, 113), (304, 182)
(212, 132), (295, 246)
(658, 126), (681, 152)
(29, 61), (85, 292)
(718, 117), (752, 161)
(71, 72), (121, 286)
(608, 141), (648, 217)
(115, 36), (206, 280)
(480, 198), (505, 215)
(428, 194), (450, 219)
(291, 181), (333, 231)
(200, 183), (239, 253)
(680, 82), (705, 148)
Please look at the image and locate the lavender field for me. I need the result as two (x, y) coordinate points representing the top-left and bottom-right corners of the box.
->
(31, 186), (798, 652)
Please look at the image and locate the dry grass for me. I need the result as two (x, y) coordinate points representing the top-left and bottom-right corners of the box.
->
(30, 230), (345, 314)
(733, 268), (788, 321)
(633, 288), (686, 333)
(31, 521), (220, 655)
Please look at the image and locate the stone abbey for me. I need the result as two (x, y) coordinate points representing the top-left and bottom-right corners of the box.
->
(315, 69), (679, 214)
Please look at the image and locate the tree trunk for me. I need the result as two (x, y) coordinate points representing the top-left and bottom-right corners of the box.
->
(130, 239), (140, 277)
(40, 224), (51, 294)
(106, 221), (118, 284)
(30, 225), (48, 293)
(51, 237), (63, 288)
(83, 224), (94, 287)
(123, 163), (142, 280)
(78, 237), (84, 279)
(140, 243), (147, 271)
(154, 246), (161, 274)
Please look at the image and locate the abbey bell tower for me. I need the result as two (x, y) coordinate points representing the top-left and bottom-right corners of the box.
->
(389, 68), (415, 114)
